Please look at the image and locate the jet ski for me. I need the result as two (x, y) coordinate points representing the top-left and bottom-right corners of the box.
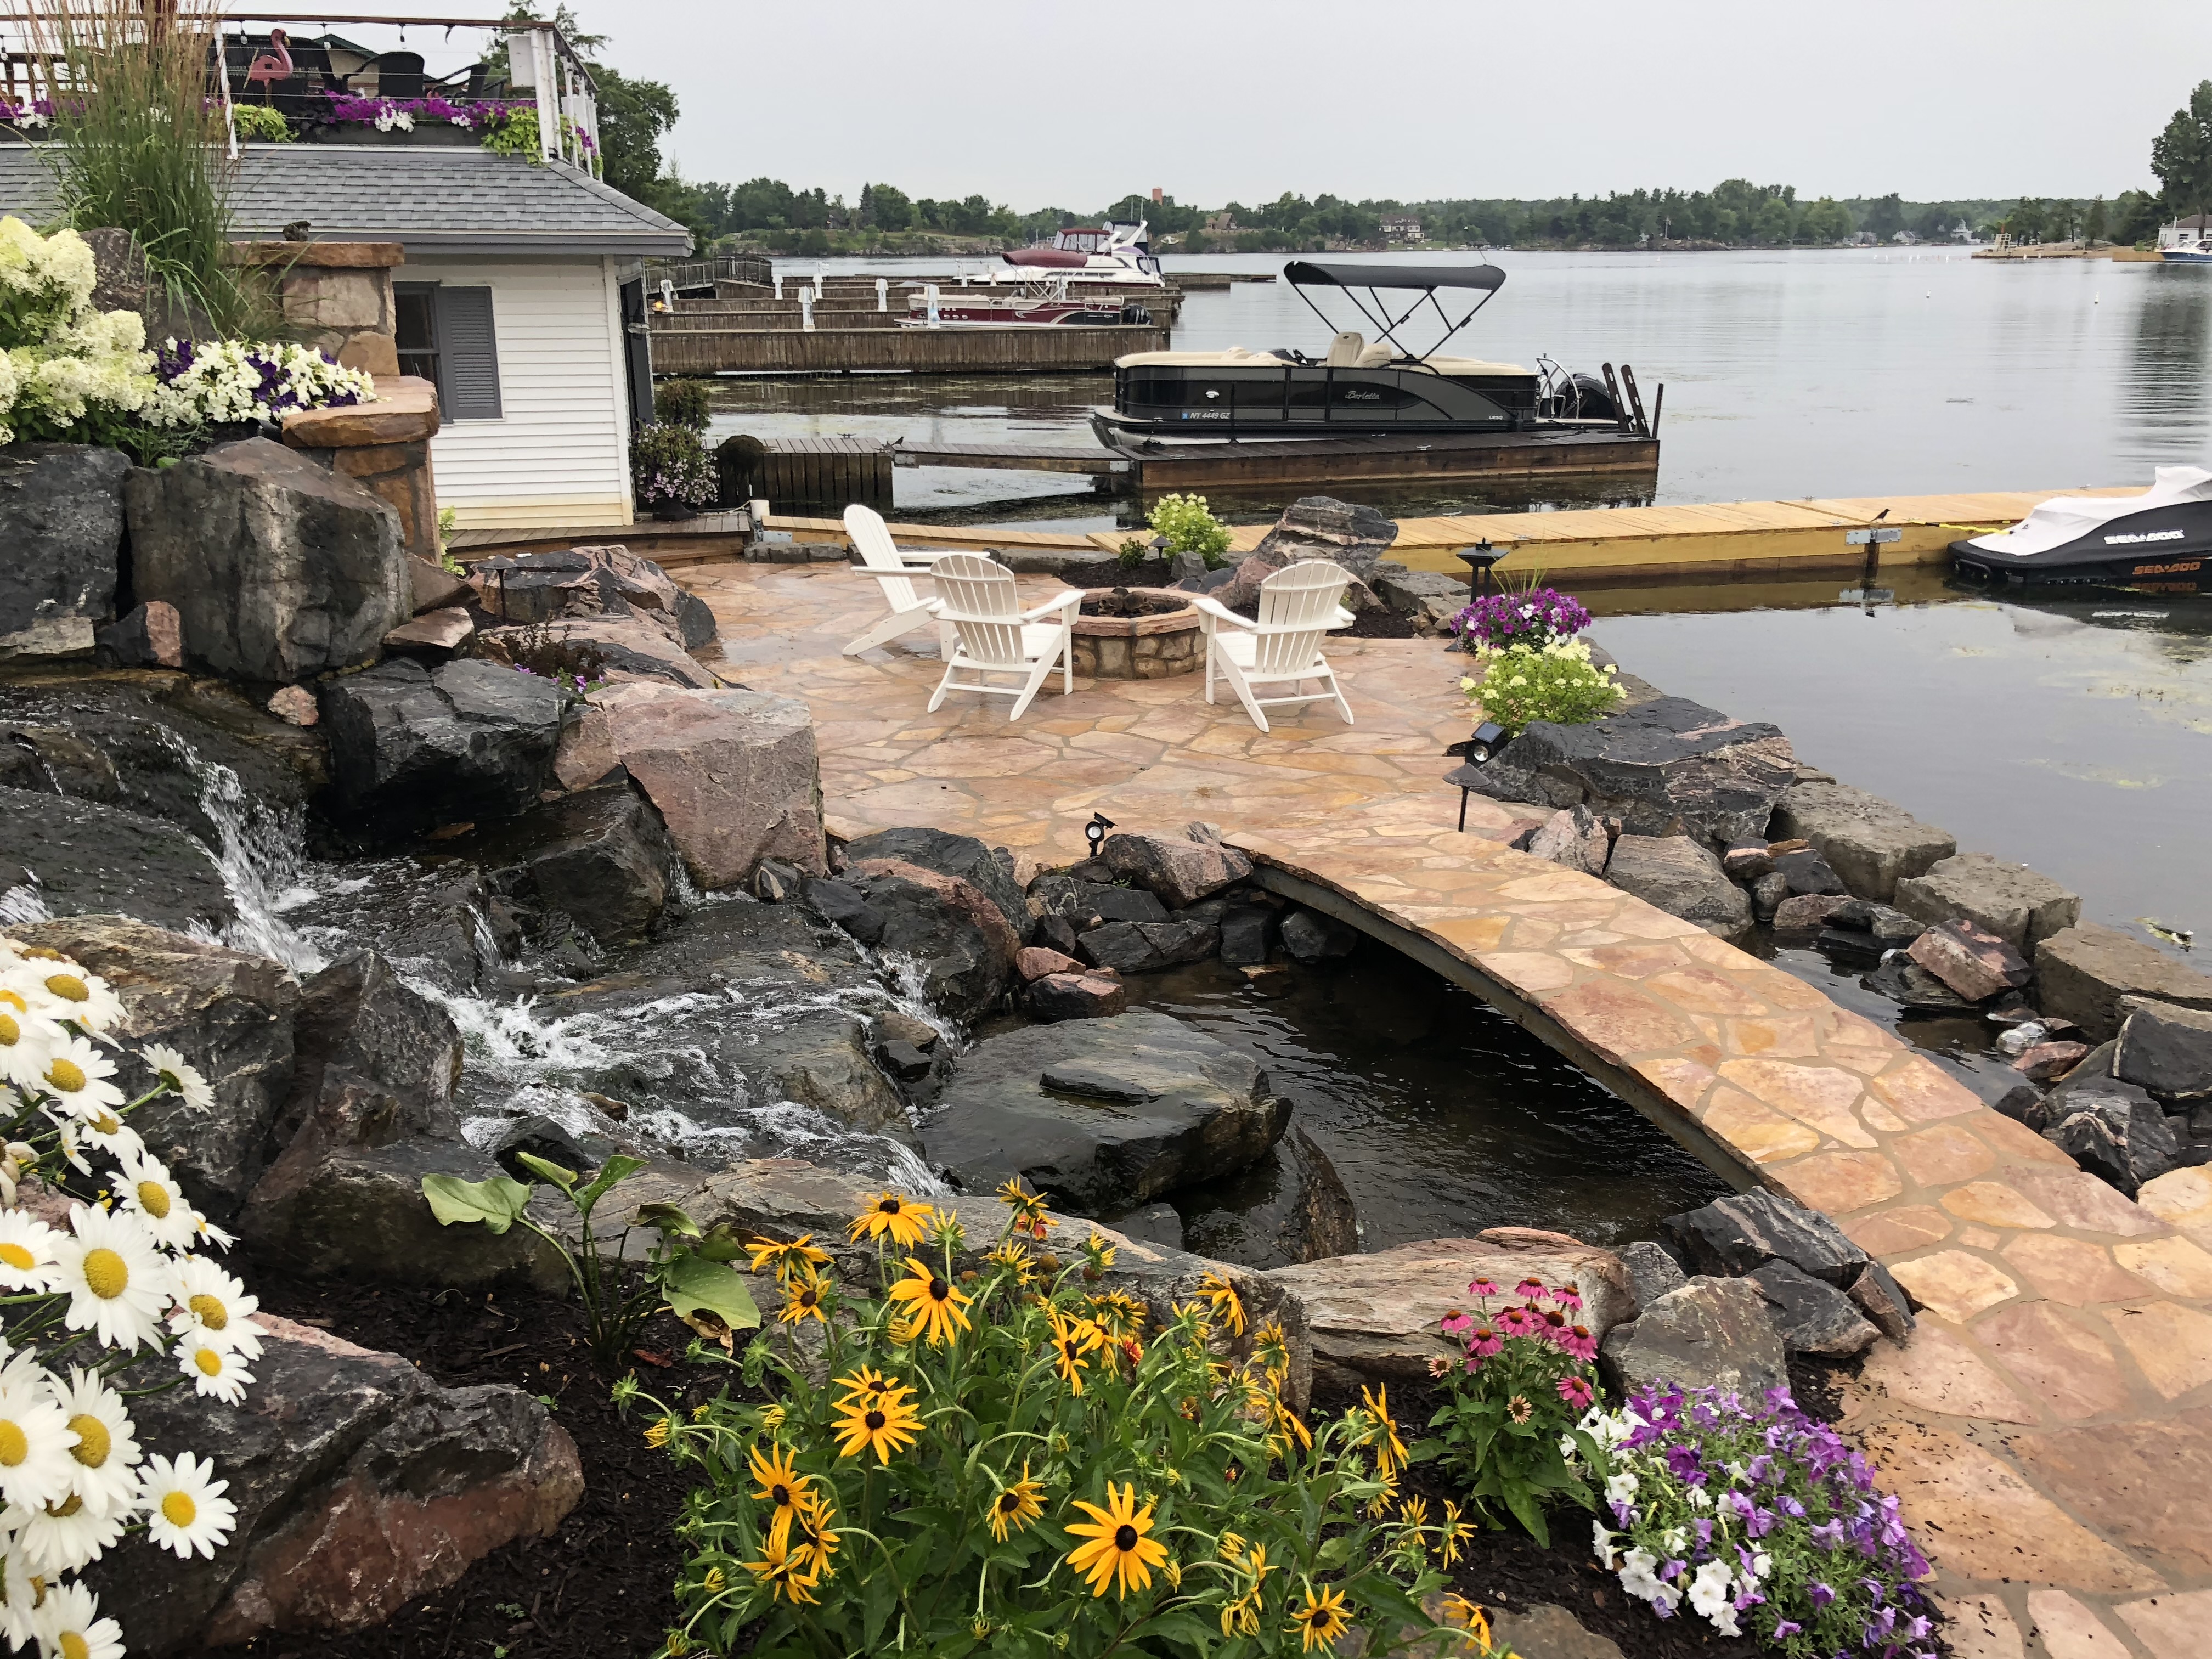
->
(1950, 467), (2212, 591)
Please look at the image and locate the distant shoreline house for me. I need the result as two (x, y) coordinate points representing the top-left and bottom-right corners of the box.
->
(0, 144), (690, 530)
(1380, 216), (1424, 244)
(2159, 213), (2211, 251)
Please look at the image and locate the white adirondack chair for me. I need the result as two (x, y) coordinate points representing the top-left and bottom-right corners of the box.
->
(1192, 560), (1356, 732)
(841, 504), (947, 656)
(926, 554), (1083, 721)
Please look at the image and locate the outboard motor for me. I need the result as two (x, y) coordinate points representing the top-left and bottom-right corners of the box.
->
(1119, 302), (1152, 325)
(1547, 372), (1620, 421)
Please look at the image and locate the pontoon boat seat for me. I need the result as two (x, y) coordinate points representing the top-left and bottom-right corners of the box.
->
(1325, 331), (1365, 366)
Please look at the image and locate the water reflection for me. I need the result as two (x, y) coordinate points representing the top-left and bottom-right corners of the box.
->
(2122, 267), (2212, 461)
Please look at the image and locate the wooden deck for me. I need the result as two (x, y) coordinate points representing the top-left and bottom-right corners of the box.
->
(646, 321), (1170, 376)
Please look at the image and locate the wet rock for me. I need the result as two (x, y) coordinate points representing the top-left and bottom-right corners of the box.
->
(1771, 892), (1847, 933)
(0, 785), (235, 933)
(1028, 970), (1128, 1022)
(2115, 1000), (2212, 1100)
(1894, 852), (2081, 952)
(380, 606), (473, 658)
(1219, 904), (1277, 966)
(1814, 927), (1889, 968)
(438, 778), (679, 949)
(127, 438), (407, 682)
(1750, 870), (1791, 921)
(2037, 922), (2212, 1042)
(851, 857), (1019, 1023)
(1527, 804), (1611, 875)
(595, 682), (825, 891)
(408, 554), (474, 614)
(1099, 828), (1254, 909)
(481, 1112), (619, 1181)
(872, 1038), (933, 1082)
(1280, 908), (1359, 961)
(265, 685), (318, 727)
(1111, 1201), (1184, 1251)
(1775, 846), (1846, 897)
(1016, 945), (1083, 981)
(1175, 1127), (1358, 1270)
(478, 614), (716, 689)
(920, 1009), (1288, 1213)
(95, 601), (184, 670)
(1599, 1276), (1787, 1397)
(753, 856), (804, 902)
(1030, 873), (1169, 929)
(874, 1009), (940, 1054)
(1662, 1188), (1868, 1288)
(321, 657), (565, 845)
(8, 915), (296, 1219)
(1077, 918), (1218, 974)
(1747, 1259), (1881, 1358)
(1722, 839), (1774, 881)
(1462, 694), (1796, 847)
(0, 443), (129, 647)
(1620, 1239), (1688, 1310)
(802, 875), (886, 947)
(1768, 780), (1955, 902)
(2012, 1041), (2091, 1082)
(1268, 1230), (1637, 1393)
(90, 1315), (580, 1655)
(1863, 955), (1976, 1013)
(1034, 912), (1082, 957)
(1847, 1260), (1916, 1343)
(287, 871), (509, 996)
(266, 950), (462, 1170)
(1604, 834), (1752, 936)
(1831, 898), (1927, 941)
(2044, 1100), (2176, 1198)
(1907, 918), (2033, 1002)
(848, 826), (1029, 941)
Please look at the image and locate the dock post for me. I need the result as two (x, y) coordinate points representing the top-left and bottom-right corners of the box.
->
(876, 277), (888, 312)
(957, 261), (968, 286)
(773, 273), (784, 299)
(800, 294), (815, 332)
(924, 284), (940, 328)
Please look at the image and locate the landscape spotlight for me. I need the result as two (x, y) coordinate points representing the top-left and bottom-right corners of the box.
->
(1442, 723), (1509, 833)
(1085, 811), (1116, 858)
(1465, 720), (1508, 764)
(1454, 539), (1503, 597)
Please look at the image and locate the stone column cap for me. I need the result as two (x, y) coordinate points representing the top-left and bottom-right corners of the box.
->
(283, 375), (440, 448)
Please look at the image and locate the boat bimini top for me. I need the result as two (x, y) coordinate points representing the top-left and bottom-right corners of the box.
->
(1279, 259), (1509, 365)
(1958, 467), (2212, 557)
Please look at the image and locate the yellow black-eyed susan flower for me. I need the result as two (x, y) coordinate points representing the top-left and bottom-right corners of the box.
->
(1197, 1271), (1246, 1336)
(745, 1232), (830, 1282)
(830, 1377), (923, 1463)
(886, 1256), (973, 1347)
(1063, 1482), (1169, 1599)
(746, 1441), (814, 1544)
(741, 1533), (820, 1604)
(1047, 1307), (1101, 1394)
(1359, 1383), (1409, 1478)
(1288, 1582), (1351, 1652)
(986, 1462), (1045, 1541)
(847, 1192), (934, 1249)
(777, 1263), (833, 1327)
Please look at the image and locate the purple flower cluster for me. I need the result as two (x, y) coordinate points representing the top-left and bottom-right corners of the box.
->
(318, 91), (529, 128)
(1449, 585), (1593, 649)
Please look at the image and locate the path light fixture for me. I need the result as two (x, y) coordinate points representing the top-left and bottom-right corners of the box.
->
(1454, 539), (1502, 599)
(1443, 722), (1508, 833)
(1085, 811), (1115, 859)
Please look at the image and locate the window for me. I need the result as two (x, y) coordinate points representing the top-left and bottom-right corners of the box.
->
(393, 283), (504, 420)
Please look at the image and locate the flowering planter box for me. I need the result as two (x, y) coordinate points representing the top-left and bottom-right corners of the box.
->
(298, 123), (478, 147)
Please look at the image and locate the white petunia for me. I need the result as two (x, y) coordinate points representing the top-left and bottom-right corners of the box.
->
(1617, 1545), (1665, 1603)
(31, 1579), (123, 1659)
(0, 1373), (76, 1512)
(49, 1205), (168, 1353)
(138, 1451), (236, 1560)
(28, 1034), (123, 1118)
(176, 1333), (254, 1404)
(1604, 1471), (1639, 1505)
(166, 1256), (261, 1356)
(116, 1151), (197, 1251)
(1592, 1518), (1622, 1570)
(5, 960), (124, 1034)
(1687, 1561), (1740, 1634)
(0, 1211), (58, 1291)
(50, 1368), (139, 1518)
(138, 1043), (213, 1113)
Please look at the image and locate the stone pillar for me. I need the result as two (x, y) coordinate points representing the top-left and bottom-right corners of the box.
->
(234, 240), (405, 377)
(283, 377), (442, 561)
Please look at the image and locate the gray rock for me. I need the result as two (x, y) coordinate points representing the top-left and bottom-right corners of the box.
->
(847, 857), (1018, 1024)
(1775, 847), (1847, 897)
(754, 856), (804, 903)
(1034, 913), (1082, 957)
(266, 949), (461, 1169)
(1830, 899), (1927, 946)
(1374, 567), (1467, 622)
(439, 778), (679, 949)
(286, 871), (509, 997)
(1487, 1605), (1626, 1659)
(1863, 955), (1977, 1012)
(1750, 870), (1791, 921)
(1111, 1201), (1184, 1251)
(1599, 1276), (1788, 1396)
(1768, 780), (1955, 902)
(1030, 875), (1171, 928)
(2115, 1000), (2212, 1100)
(1847, 1260), (1916, 1342)
(1217, 495), (1398, 607)
(2038, 923), (2212, 1042)
(126, 438), (407, 683)
(89, 1315), (580, 1655)
(803, 875), (885, 946)
(1894, 852), (2082, 952)
(1527, 804), (1611, 874)
(477, 614), (714, 689)
(1219, 904), (1277, 966)
(408, 553), (475, 614)
(1175, 1127), (1359, 1269)
(1906, 918), (2033, 1002)
(845, 825), (1029, 942)
(1077, 918), (1218, 973)
(1722, 839), (1774, 881)
(94, 601), (185, 669)
(1620, 1239), (1688, 1310)
(1662, 1188), (1869, 1287)
(1604, 834), (1752, 936)
(482, 1111), (620, 1181)
(0, 785), (234, 933)
(1280, 907), (1359, 961)
(0, 443), (130, 641)
(8, 915), (296, 1219)
(921, 1009), (1288, 1213)
(321, 657), (565, 845)
(1027, 970), (1129, 1021)
(1747, 1259), (1881, 1357)
(2031, 1068), (2180, 1196)
(873, 1038), (934, 1081)
(1772, 892), (1847, 932)
(1099, 828), (1254, 909)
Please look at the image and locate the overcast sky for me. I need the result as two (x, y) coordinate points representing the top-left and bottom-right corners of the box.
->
(328, 1), (2210, 207)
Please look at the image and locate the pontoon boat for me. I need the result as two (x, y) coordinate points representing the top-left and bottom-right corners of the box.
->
(1950, 467), (2212, 590)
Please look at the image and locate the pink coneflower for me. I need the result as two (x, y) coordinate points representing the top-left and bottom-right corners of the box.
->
(1515, 1278), (1547, 1302)
(1465, 1323), (1503, 1359)
(1440, 1307), (1472, 1337)
(1427, 1355), (1454, 1379)
(1557, 1375), (1594, 1409)
(1551, 1283), (1584, 1312)
(1468, 1277), (1499, 1300)
(1498, 1305), (1534, 1336)
(1507, 1394), (1534, 1424)
(1560, 1323), (1599, 1362)
(1538, 1308), (1572, 1340)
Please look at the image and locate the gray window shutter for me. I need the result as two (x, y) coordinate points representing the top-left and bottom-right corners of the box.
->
(433, 286), (503, 420)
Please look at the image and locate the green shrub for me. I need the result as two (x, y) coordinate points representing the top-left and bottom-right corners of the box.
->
(228, 103), (292, 143)
(654, 376), (714, 430)
(1147, 492), (1234, 569)
(1460, 638), (1622, 735)
(633, 1184), (1474, 1658)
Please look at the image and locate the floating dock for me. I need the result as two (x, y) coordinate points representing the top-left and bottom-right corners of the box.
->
(645, 320), (1169, 376)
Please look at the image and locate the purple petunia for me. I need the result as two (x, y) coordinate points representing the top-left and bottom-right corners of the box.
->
(1449, 585), (1594, 649)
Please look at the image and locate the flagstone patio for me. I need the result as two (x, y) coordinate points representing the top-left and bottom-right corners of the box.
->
(689, 557), (2212, 1659)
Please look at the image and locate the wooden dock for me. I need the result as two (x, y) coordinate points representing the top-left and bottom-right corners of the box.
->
(646, 321), (1169, 376)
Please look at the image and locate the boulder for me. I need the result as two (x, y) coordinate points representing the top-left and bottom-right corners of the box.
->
(0, 443), (130, 645)
(851, 857), (1019, 1023)
(1767, 781), (1955, 902)
(266, 949), (462, 1166)
(594, 682), (825, 890)
(7, 915), (296, 1219)
(1599, 1276), (1787, 1397)
(1030, 872), (1168, 928)
(1527, 804), (1611, 875)
(477, 615), (717, 690)
(1771, 892), (1847, 933)
(1661, 1188), (1868, 1288)
(89, 1316), (580, 1655)
(1847, 1260), (1916, 1343)
(1906, 918), (2033, 1002)
(1175, 1127), (1359, 1269)
(1219, 904), (1277, 966)
(408, 553), (474, 614)
(2036, 923), (2212, 1042)
(2115, 1000), (2212, 1101)
(320, 657), (565, 844)
(2042, 1097), (2177, 1197)
(1280, 907), (1359, 962)
(95, 601), (185, 670)
(287, 871), (510, 997)
(920, 1009), (1288, 1213)
(1774, 847), (1847, 897)
(1746, 1259), (1881, 1357)
(1015, 945), (1083, 981)
(1830, 898), (1927, 947)
(1863, 956), (1977, 1013)
(1722, 839), (1774, 881)
(1749, 870), (1790, 921)
(803, 874), (887, 946)
(0, 785), (235, 933)
(1099, 828), (1254, 909)
(1028, 970), (1129, 1022)
(437, 778), (679, 949)
(847, 826), (1029, 941)
(1604, 835), (1752, 936)
(1894, 853), (2081, 952)
(1034, 913), (1082, 957)
(1217, 496), (1398, 607)
(1265, 1230), (1637, 1393)
(2012, 1041), (2091, 1082)
(1462, 695), (1797, 847)
(1077, 918), (1219, 973)
(380, 606), (473, 657)
(126, 437), (407, 683)
(470, 544), (714, 651)
(553, 702), (619, 790)
(1620, 1239), (1688, 1310)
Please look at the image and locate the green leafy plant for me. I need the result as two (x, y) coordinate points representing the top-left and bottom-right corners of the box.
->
(1147, 492), (1235, 569)
(227, 102), (292, 143)
(1459, 637), (1622, 736)
(635, 1182), (1476, 1657)
(1115, 536), (1149, 570)
(1420, 1278), (1602, 1545)
(422, 1153), (760, 1367)
(654, 376), (714, 430)
(436, 504), (462, 572)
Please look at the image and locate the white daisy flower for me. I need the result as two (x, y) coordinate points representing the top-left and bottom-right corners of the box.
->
(5, 960), (124, 1035)
(7, 1487), (129, 1575)
(49, 1206), (167, 1354)
(47, 1102), (140, 1166)
(50, 1369), (139, 1518)
(0, 1541), (41, 1651)
(30, 1035), (123, 1119)
(0, 1212), (58, 1292)
(115, 1152), (196, 1251)
(0, 1141), (33, 1209)
(188, 1212), (235, 1253)
(138, 1043), (213, 1113)
(0, 989), (54, 1092)
(48, 1119), (91, 1178)
(166, 1257), (261, 1357)
(138, 1451), (236, 1561)
(31, 1579), (122, 1659)
(0, 1374), (76, 1512)
(176, 1334), (253, 1405)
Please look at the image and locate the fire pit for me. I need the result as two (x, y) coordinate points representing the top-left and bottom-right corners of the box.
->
(1071, 586), (1203, 679)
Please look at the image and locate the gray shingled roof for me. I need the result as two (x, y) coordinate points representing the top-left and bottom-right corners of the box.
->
(0, 142), (690, 255)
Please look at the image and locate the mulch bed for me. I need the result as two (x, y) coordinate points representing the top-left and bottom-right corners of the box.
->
(220, 1271), (727, 1659)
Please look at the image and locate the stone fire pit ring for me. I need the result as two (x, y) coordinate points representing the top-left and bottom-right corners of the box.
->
(1069, 586), (1202, 680)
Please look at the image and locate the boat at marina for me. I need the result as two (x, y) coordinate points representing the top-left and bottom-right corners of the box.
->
(2162, 246), (2212, 264)
(898, 276), (1154, 329)
(1090, 259), (1633, 443)
(1949, 467), (2212, 590)
(1002, 220), (1166, 287)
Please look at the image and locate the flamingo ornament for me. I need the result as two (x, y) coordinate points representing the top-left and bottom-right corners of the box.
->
(243, 28), (292, 100)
